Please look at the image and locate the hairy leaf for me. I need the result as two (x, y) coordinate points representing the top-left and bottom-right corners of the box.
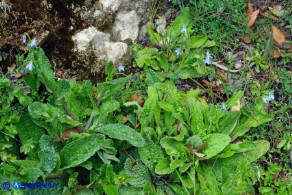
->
(124, 158), (151, 187)
(200, 134), (231, 160)
(138, 140), (164, 172)
(96, 124), (145, 147)
(59, 134), (105, 169)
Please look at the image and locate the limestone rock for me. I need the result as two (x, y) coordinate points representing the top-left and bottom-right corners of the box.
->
(100, 0), (123, 12)
(72, 27), (110, 52)
(113, 10), (140, 42)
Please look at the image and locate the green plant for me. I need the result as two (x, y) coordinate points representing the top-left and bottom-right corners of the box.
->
(133, 8), (215, 82)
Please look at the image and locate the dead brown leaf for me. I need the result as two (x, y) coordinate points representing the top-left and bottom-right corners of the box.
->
(247, 3), (253, 15)
(194, 152), (206, 158)
(272, 26), (286, 45)
(271, 46), (282, 58)
(61, 127), (81, 140)
(248, 9), (260, 27)
(242, 36), (251, 43)
(231, 100), (241, 111)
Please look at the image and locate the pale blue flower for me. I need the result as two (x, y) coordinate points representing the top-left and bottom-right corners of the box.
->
(181, 25), (187, 33)
(25, 61), (34, 71)
(22, 35), (26, 44)
(262, 93), (274, 103)
(118, 64), (125, 72)
(174, 48), (182, 56)
(204, 52), (212, 65)
(257, 170), (261, 179)
(29, 39), (37, 48)
(220, 104), (227, 111)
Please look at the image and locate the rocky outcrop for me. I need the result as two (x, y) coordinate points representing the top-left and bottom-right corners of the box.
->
(0, 0), (162, 80)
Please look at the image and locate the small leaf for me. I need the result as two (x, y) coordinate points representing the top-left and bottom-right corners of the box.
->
(242, 36), (251, 44)
(248, 9), (259, 27)
(272, 26), (286, 45)
(247, 3), (253, 15)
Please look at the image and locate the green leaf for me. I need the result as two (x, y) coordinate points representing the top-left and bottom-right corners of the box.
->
(190, 36), (208, 48)
(147, 28), (162, 44)
(202, 40), (216, 48)
(9, 160), (44, 182)
(28, 102), (81, 137)
(38, 146), (56, 173)
(59, 134), (105, 169)
(200, 133), (231, 160)
(0, 77), (10, 89)
(217, 111), (241, 135)
(124, 158), (151, 187)
(155, 157), (174, 175)
(186, 135), (203, 148)
(146, 69), (164, 86)
(96, 124), (145, 147)
(105, 61), (114, 81)
(160, 137), (185, 156)
(138, 140), (164, 172)
(135, 47), (158, 68)
(225, 91), (244, 108)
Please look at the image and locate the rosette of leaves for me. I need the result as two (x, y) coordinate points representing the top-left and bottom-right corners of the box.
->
(136, 82), (272, 193)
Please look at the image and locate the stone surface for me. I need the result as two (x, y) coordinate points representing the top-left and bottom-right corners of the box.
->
(100, 0), (123, 12)
(0, 0), (171, 81)
(113, 10), (140, 41)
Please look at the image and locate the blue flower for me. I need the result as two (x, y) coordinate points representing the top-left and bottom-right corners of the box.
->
(29, 39), (37, 48)
(118, 64), (125, 72)
(22, 35), (26, 44)
(204, 52), (212, 65)
(25, 61), (34, 71)
(174, 48), (182, 56)
(262, 93), (274, 103)
(181, 25), (187, 33)
(220, 104), (227, 111)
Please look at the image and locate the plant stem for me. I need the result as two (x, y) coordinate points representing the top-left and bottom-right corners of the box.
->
(85, 89), (106, 130)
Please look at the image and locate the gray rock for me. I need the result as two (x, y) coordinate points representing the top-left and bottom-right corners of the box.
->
(113, 10), (140, 42)
(100, 0), (123, 12)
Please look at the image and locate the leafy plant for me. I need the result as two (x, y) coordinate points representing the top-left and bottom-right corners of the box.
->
(133, 8), (215, 81)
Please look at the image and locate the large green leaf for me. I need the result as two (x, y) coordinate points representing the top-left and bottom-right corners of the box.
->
(217, 111), (241, 135)
(190, 36), (208, 48)
(124, 158), (151, 187)
(59, 134), (105, 169)
(138, 140), (164, 172)
(155, 157), (174, 175)
(225, 91), (244, 109)
(200, 134), (231, 160)
(96, 124), (145, 147)
(38, 146), (56, 173)
(28, 102), (81, 137)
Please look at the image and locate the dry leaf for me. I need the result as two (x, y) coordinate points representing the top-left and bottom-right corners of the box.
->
(271, 46), (281, 58)
(122, 116), (128, 123)
(247, 3), (253, 15)
(62, 127), (81, 140)
(272, 26), (286, 45)
(260, 10), (278, 21)
(231, 100), (241, 111)
(242, 36), (251, 43)
(194, 152), (206, 158)
(248, 9), (260, 27)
